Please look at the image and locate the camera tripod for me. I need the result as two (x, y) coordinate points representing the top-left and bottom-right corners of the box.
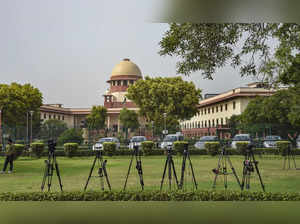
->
(160, 147), (179, 191)
(41, 150), (63, 192)
(84, 150), (111, 191)
(123, 145), (144, 190)
(283, 145), (299, 170)
(241, 145), (265, 192)
(179, 144), (197, 190)
(212, 146), (242, 190)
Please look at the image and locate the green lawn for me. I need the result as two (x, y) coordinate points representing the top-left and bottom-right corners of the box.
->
(0, 155), (299, 193)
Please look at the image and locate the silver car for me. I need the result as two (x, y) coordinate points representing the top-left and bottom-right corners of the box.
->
(231, 134), (251, 149)
(160, 134), (184, 149)
(194, 136), (219, 150)
(263, 135), (282, 148)
(93, 137), (120, 151)
(129, 136), (147, 149)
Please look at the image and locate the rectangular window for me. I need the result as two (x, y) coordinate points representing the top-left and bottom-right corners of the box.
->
(221, 118), (223, 125)
(225, 104), (228, 111)
(204, 109), (206, 114)
(212, 107), (214, 113)
(44, 114), (46, 119)
(62, 116), (64, 120)
(216, 106), (218, 113)
(49, 115), (52, 119)
(233, 101), (236, 110)
(220, 105), (223, 112)
(54, 115), (56, 119)
(123, 80), (128, 86)
(208, 108), (210, 114)
(117, 80), (121, 86)
(58, 115), (60, 120)
(201, 109), (203, 115)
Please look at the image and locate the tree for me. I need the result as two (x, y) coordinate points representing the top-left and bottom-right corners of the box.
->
(119, 108), (139, 139)
(127, 76), (201, 134)
(159, 23), (300, 84)
(227, 115), (241, 137)
(0, 83), (43, 127)
(40, 119), (68, 141)
(57, 128), (84, 145)
(86, 106), (107, 130)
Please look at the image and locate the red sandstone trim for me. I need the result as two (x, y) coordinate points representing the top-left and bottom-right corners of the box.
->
(110, 86), (129, 92)
(107, 75), (142, 82)
(104, 101), (137, 109)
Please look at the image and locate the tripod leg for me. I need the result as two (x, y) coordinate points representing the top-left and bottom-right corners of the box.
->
(54, 156), (63, 192)
(187, 153), (198, 190)
(226, 156), (242, 190)
(102, 160), (112, 190)
(212, 153), (223, 189)
(48, 162), (54, 192)
(84, 155), (97, 191)
(160, 156), (169, 191)
(291, 150), (297, 169)
(251, 153), (265, 192)
(283, 155), (286, 170)
(223, 158), (227, 189)
(168, 156), (172, 190)
(136, 155), (144, 191)
(241, 165), (247, 190)
(179, 152), (187, 189)
(41, 160), (49, 191)
(170, 156), (179, 189)
(123, 152), (135, 190)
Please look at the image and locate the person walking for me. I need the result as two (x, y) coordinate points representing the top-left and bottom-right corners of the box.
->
(1, 138), (15, 174)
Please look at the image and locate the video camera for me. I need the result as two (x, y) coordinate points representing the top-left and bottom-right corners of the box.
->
(48, 139), (57, 152)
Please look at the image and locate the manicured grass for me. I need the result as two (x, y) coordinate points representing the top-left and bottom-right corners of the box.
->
(0, 155), (299, 193)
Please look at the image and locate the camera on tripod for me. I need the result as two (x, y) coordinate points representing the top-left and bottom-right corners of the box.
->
(244, 160), (254, 172)
(48, 139), (57, 152)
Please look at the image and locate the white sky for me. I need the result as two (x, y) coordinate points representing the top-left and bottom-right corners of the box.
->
(0, 0), (254, 108)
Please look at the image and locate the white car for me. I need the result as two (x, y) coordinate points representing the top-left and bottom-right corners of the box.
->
(93, 137), (120, 151)
(263, 135), (282, 148)
(160, 134), (184, 149)
(129, 136), (147, 149)
(297, 136), (300, 149)
(231, 134), (251, 149)
(194, 136), (219, 150)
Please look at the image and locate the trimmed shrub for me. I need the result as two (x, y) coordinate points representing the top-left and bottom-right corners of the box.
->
(236, 142), (249, 155)
(30, 142), (45, 158)
(64, 143), (79, 158)
(103, 142), (116, 156)
(205, 142), (220, 156)
(0, 144), (2, 151)
(276, 141), (291, 156)
(13, 144), (26, 160)
(173, 141), (188, 155)
(141, 141), (155, 156)
(0, 191), (300, 201)
(58, 128), (83, 145)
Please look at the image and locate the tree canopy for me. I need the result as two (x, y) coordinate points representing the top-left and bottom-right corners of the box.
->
(86, 106), (107, 130)
(159, 23), (300, 85)
(119, 108), (139, 131)
(0, 83), (43, 127)
(126, 76), (201, 132)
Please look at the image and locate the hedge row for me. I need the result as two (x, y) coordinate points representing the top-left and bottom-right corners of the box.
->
(1, 147), (300, 157)
(0, 190), (300, 201)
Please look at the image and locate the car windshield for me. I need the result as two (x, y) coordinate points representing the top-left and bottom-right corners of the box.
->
(98, 138), (113, 143)
(131, 137), (146, 142)
(233, 135), (250, 141)
(265, 136), (281, 141)
(199, 136), (218, 141)
(163, 135), (178, 142)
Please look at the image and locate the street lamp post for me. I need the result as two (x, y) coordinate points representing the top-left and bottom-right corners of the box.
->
(26, 111), (29, 145)
(163, 113), (167, 138)
(30, 111), (34, 144)
(151, 121), (154, 140)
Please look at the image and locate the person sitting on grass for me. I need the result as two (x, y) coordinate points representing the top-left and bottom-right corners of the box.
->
(1, 138), (15, 174)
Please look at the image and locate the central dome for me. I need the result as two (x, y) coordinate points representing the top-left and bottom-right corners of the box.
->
(111, 58), (142, 77)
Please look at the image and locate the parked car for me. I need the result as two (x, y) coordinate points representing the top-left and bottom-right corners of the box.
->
(92, 137), (120, 151)
(297, 136), (300, 149)
(194, 136), (219, 149)
(231, 134), (251, 149)
(160, 133), (184, 149)
(129, 136), (147, 149)
(263, 135), (282, 148)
